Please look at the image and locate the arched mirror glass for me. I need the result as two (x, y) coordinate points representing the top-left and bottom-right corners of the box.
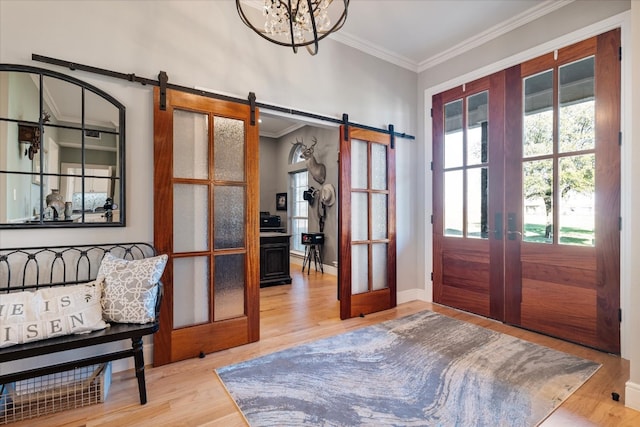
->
(0, 64), (125, 228)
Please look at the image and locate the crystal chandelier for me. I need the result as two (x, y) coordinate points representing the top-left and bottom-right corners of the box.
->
(236, 0), (349, 55)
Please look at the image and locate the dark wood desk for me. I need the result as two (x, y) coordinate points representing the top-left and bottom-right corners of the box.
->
(259, 232), (292, 287)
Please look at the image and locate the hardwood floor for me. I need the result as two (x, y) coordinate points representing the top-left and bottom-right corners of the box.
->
(9, 267), (640, 426)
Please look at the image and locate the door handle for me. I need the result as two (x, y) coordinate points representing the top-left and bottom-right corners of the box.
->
(507, 212), (521, 240)
(494, 212), (503, 240)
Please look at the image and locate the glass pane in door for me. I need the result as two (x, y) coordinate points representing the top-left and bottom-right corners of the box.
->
(371, 143), (387, 190)
(523, 70), (553, 157)
(523, 159), (553, 243)
(351, 192), (368, 241)
(559, 57), (595, 153)
(444, 100), (463, 169)
(371, 193), (387, 240)
(467, 167), (488, 239)
(444, 170), (463, 236)
(214, 254), (245, 321)
(214, 117), (245, 181)
(174, 183), (209, 253)
(351, 139), (368, 189)
(173, 109), (209, 179)
(467, 91), (488, 165)
(173, 256), (209, 328)
(214, 185), (245, 249)
(351, 244), (368, 294)
(371, 243), (387, 291)
(559, 154), (595, 246)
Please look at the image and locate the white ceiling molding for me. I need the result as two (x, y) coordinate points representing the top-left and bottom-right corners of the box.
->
(331, 0), (573, 73)
(417, 0), (574, 72)
(261, 122), (307, 139)
(329, 31), (419, 72)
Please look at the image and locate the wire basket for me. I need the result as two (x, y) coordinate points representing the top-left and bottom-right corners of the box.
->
(0, 362), (111, 424)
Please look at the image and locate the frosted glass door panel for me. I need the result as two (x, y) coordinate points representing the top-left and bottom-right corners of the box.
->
(173, 256), (210, 328)
(174, 184), (209, 253)
(371, 143), (387, 190)
(371, 193), (387, 240)
(214, 117), (245, 182)
(351, 139), (368, 189)
(173, 109), (209, 179)
(214, 185), (245, 249)
(214, 254), (245, 321)
(351, 244), (368, 295)
(372, 243), (388, 291)
(351, 192), (368, 241)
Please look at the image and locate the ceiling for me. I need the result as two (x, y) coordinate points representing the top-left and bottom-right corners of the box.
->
(333, 0), (570, 71)
(259, 0), (572, 137)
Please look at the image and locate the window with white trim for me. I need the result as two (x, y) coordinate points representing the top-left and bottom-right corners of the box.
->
(290, 170), (308, 253)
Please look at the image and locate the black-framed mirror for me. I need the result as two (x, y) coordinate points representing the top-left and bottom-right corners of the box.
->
(0, 64), (125, 228)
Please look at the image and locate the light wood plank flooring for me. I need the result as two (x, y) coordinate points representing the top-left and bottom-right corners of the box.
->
(8, 267), (640, 426)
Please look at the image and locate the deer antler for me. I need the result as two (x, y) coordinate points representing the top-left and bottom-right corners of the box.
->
(310, 136), (318, 148)
(292, 137), (305, 147)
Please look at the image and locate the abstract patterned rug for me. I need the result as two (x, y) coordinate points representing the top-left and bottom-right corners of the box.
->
(216, 311), (600, 427)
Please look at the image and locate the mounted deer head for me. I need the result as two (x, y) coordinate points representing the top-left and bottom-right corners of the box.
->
(293, 136), (326, 184)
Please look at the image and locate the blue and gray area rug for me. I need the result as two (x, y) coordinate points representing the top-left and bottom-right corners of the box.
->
(216, 310), (600, 427)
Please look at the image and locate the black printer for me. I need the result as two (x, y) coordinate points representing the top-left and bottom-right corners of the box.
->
(260, 211), (283, 231)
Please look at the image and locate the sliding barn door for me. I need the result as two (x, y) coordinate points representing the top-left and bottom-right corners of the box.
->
(153, 87), (260, 365)
(433, 29), (620, 353)
(339, 126), (396, 319)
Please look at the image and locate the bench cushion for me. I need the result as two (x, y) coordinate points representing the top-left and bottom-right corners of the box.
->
(0, 281), (107, 348)
(97, 253), (167, 324)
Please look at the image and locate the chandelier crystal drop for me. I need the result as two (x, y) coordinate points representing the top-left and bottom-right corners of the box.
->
(236, 0), (349, 55)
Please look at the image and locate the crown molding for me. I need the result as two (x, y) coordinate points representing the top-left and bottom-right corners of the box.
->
(329, 31), (419, 72)
(417, 0), (574, 72)
(261, 122), (306, 139)
(330, 0), (573, 73)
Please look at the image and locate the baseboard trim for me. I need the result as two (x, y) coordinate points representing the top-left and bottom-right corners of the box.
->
(398, 288), (430, 304)
(625, 380), (640, 411)
(112, 342), (154, 373)
(289, 255), (337, 276)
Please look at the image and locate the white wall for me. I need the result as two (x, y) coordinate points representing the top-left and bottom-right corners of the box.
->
(0, 0), (418, 290)
(417, 0), (637, 411)
(626, 0), (640, 413)
(259, 136), (280, 214)
(0, 0), (419, 370)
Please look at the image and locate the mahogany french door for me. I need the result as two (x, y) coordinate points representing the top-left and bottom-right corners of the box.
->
(432, 73), (506, 320)
(153, 87), (260, 365)
(433, 29), (620, 353)
(339, 126), (396, 319)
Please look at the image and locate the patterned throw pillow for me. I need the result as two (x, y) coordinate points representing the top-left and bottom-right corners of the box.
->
(97, 253), (168, 324)
(0, 281), (107, 348)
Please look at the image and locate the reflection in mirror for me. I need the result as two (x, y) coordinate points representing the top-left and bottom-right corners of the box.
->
(0, 65), (124, 227)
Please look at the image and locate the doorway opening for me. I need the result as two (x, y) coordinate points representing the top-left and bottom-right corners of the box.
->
(258, 112), (339, 315)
